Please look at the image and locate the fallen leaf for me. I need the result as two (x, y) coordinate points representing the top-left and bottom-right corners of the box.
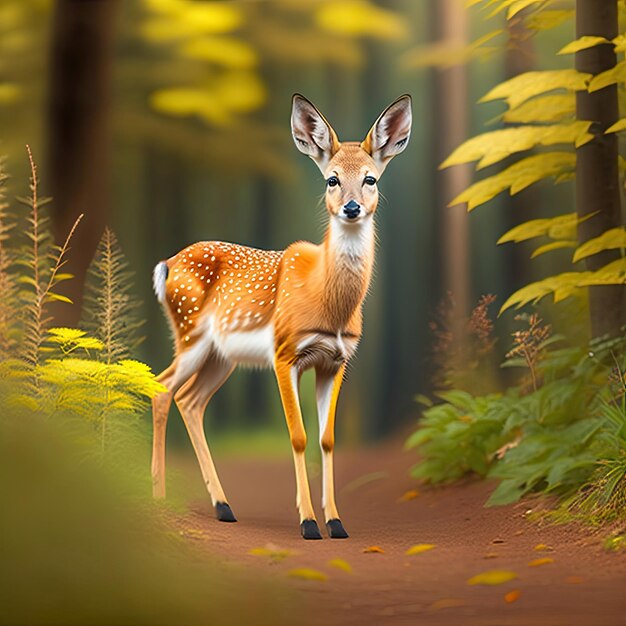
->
(534, 543), (553, 552)
(429, 598), (467, 611)
(288, 568), (328, 582)
(363, 545), (385, 553)
(397, 489), (420, 503)
(328, 558), (352, 573)
(504, 589), (521, 603)
(483, 553), (499, 559)
(249, 544), (293, 561)
(528, 557), (554, 567)
(406, 543), (436, 555)
(565, 575), (585, 585)
(492, 538), (505, 544)
(467, 569), (518, 586)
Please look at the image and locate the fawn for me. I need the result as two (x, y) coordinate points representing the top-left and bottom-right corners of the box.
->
(152, 94), (412, 539)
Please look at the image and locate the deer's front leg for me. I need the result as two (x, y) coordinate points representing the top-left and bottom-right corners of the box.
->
(316, 364), (349, 539)
(274, 359), (321, 540)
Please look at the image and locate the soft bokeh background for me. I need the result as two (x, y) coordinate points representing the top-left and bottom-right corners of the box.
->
(0, 0), (576, 445)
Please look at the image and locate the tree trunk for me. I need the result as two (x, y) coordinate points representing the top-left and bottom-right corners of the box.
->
(46, 0), (117, 324)
(434, 0), (471, 322)
(575, 0), (625, 337)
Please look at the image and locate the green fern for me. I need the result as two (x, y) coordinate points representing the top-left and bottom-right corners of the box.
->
(82, 227), (144, 364)
(0, 157), (17, 357)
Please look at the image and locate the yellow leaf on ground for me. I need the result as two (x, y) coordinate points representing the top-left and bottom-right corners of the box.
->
(504, 589), (522, 603)
(363, 545), (385, 553)
(288, 568), (327, 582)
(249, 544), (293, 561)
(534, 543), (554, 552)
(406, 544), (436, 555)
(528, 557), (554, 567)
(328, 558), (352, 573)
(467, 569), (518, 585)
(397, 489), (420, 502)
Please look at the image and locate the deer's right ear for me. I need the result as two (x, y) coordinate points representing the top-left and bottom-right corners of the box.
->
(291, 94), (340, 173)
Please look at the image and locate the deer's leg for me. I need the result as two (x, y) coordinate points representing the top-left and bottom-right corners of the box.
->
(151, 363), (177, 499)
(274, 359), (321, 540)
(176, 355), (236, 522)
(316, 364), (348, 539)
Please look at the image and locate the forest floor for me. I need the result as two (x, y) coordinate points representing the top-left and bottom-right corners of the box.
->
(168, 439), (626, 626)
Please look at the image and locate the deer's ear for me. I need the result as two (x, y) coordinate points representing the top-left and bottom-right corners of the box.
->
(362, 95), (412, 174)
(291, 94), (340, 173)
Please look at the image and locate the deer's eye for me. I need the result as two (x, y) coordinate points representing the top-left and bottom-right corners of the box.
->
(364, 176), (377, 186)
(327, 176), (339, 188)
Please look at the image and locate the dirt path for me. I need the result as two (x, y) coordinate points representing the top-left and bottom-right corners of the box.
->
(169, 441), (625, 626)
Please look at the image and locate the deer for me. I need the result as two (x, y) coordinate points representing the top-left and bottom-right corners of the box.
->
(151, 93), (412, 540)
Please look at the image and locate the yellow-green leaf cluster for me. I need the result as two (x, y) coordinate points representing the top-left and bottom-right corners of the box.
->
(573, 228), (626, 263)
(451, 153), (575, 210)
(503, 94), (575, 124)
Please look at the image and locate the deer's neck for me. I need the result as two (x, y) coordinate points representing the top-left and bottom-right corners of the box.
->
(317, 216), (375, 329)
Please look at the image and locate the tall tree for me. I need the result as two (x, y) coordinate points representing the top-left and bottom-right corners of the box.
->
(575, 0), (625, 337)
(46, 0), (118, 323)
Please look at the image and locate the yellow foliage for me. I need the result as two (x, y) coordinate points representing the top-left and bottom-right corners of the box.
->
(480, 70), (591, 110)
(504, 0), (544, 19)
(315, 1), (408, 40)
(214, 71), (266, 113)
(46, 328), (104, 354)
(606, 119), (626, 134)
(441, 123), (592, 170)
(531, 240), (577, 259)
(526, 10), (574, 32)
(498, 213), (580, 245)
(528, 557), (554, 567)
(613, 34), (626, 53)
(451, 152), (575, 210)
(558, 36), (610, 55)
(503, 94), (575, 124)
(577, 258), (626, 286)
(406, 543), (436, 555)
(178, 37), (258, 69)
(588, 60), (626, 92)
(500, 273), (589, 313)
(573, 228), (626, 263)
(467, 569), (517, 585)
(0, 83), (20, 105)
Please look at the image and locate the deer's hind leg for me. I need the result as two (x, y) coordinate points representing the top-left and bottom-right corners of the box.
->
(152, 363), (177, 499)
(175, 354), (236, 522)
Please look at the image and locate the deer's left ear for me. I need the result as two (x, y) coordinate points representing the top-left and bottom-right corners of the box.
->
(362, 95), (412, 174)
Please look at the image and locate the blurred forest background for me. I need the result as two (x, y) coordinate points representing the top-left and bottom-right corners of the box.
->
(0, 0), (588, 445)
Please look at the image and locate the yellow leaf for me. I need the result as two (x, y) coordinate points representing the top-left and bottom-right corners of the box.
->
(249, 544), (292, 561)
(441, 122), (593, 170)
(178, 37), (258, 69)
(287, 568), (328, 581)
(479, 70), (591, 110)
(506, 0), (543, 19)
(613, 34), (626, 53)
(558, 36), (610, 55)
(397, 489), (420, 502)
(363, 545), (385, 553)
(526, 10), (574, 32)
(534, 544), (553, 552)
(315, 1), (408, 40)
(573, 228), (626, 262)
(528, 557), (554, 567)
(606, 119), (626, 133)
(504, 589), (521, 603)
(467, 569), (518, 585)
(328, 558), (352, 573)
(406, 543), (436, 555)
(531, 240), (577, 259)
(577, 258), (626, 286)
(589, 60), (626, 92)
(503, 94), (575, 124)
(451, 152), (575, 210)
(0, 83), (21, 105)
(498, 213), (579, 245)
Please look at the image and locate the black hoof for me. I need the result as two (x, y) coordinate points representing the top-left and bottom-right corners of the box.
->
(326, 518), (349, 539)
(300, 519), (322, 540)
(215, 502), (237, 522)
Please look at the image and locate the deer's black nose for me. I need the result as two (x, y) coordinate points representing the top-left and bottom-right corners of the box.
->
(343, 200), (361, 219)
